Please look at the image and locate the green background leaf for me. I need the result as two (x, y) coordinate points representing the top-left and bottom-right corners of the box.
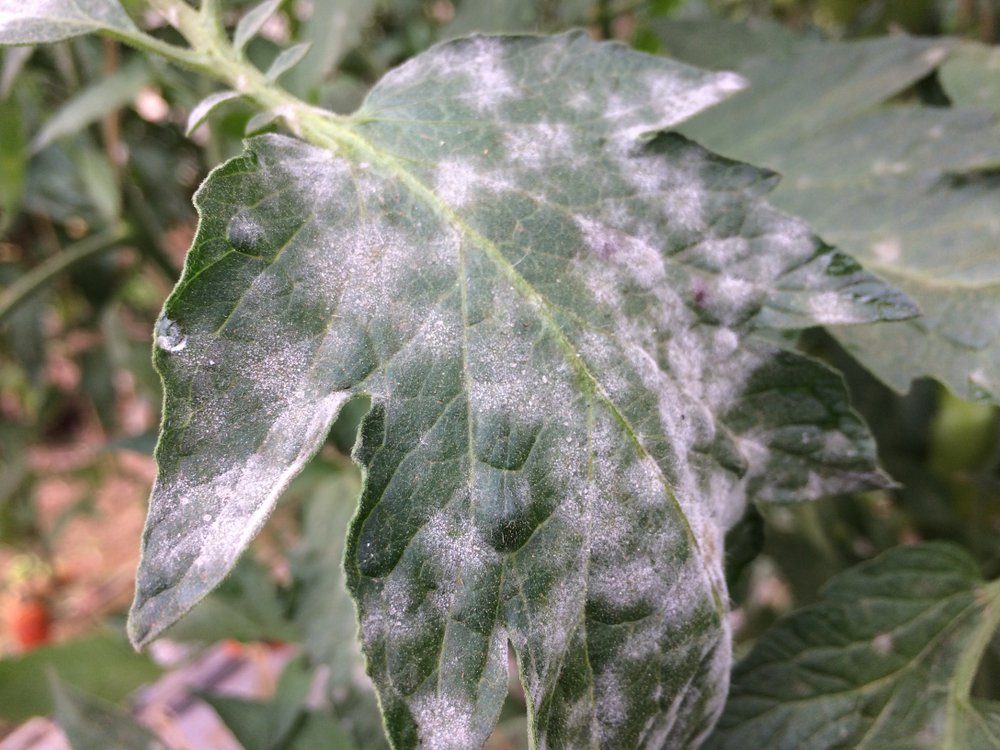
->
(707, 543), (1000, 749)
(0, 633), (160, 723)
(662, 23), (1000, 403)
(50, 676), (165, 750)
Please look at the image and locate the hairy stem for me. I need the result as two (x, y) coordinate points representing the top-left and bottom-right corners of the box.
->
(133, 0), (364, 155)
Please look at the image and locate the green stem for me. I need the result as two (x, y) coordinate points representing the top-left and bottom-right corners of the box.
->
(134, 0), (358, 148)
(0, 223), (130, 325)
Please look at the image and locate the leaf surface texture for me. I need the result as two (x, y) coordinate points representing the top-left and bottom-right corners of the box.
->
(129, 33), (913, 748)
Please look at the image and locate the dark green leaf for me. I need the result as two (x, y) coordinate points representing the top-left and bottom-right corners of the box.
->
(266, 42), (311, 82)
(204, 657), (357, 750)
(129, 32), (912, 748)
(159, 555), (298, 644)
(1, 45), (33, 98)
(443, 0), (591, 36)
(186, 89), (240, 137)
(648, 17), (801, 71)
(0, 92), (26, 233)
(707, 543), (1000, 750)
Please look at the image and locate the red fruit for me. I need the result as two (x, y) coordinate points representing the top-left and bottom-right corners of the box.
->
(11, 599), (52, 650)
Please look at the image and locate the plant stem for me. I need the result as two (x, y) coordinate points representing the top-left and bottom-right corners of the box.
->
(134, 0), (363, 155)
(0, 223), (131, 325)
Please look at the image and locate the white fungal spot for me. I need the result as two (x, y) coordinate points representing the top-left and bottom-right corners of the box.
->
(806, 291), (861, 325)
(871, 159), (910, 176)
(871, 237), (902, 263)
(409, 694), (476, 750)
(155, 317), (187, 352)
(922, 46), (949, 66)
(433, 160), (510, 207)
(872, 632), (894, 656)
(504, 122), (574, 169)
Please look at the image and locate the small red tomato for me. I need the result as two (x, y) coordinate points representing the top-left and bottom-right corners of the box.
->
(11, 599), (52, 650)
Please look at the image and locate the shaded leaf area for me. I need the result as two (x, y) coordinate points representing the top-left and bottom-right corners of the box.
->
(288, 467), (390, 747)
(202, 656), (357, 750)
(442, 0), (592, 37)
(662, 21), (1000, 403)
(31, 58), (151, 154)
(50, 675), (165, 750)
(0, 633), (160, 723)
(707, 543), (1000, 750)
(163, 463), (387, 748)
(129, 33), (912, 749)
(0, 0), (138, 45)
(283, 0), (377, 102)
(940, 41), (1000, 112)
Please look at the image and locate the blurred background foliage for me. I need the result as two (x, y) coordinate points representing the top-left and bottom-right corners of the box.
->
(0, 0), (997, 747)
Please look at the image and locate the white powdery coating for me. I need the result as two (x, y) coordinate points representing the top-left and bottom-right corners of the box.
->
(384, 35), (518, 113)
(711, 276), (759, 324)
(807, 290), (865, 325)
(155, 317), (187, 352)
(468, 287), (575, 431)
(360, 572), (423, 641)
(610, 150), (710, 234)
(409, 694), (477, 750)
(606, 69), (746, 141)
(0, 0), (132, 28)
(434, 160), (479, 207)
(147, 390), (348, 610)
(457, 37), (518, 113)
(433, 160), (512, 208)
(504, 122), (575, 170)
(315, 211), (458, 327)
(595, 673), (629, 742)
(414, 306), (461, 355)
(872, 236), (902, 263)
(574, 215), (666, 286)
(420, 510), (498, 596)
(521, 576), (586, 702)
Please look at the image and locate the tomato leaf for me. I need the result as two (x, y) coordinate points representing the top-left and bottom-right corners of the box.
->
(128, 33), (914, 748)
(707, 543), (1000, 750)
(661, 23), (1000, 403)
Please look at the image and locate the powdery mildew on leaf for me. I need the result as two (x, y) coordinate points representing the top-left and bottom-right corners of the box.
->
(668, 28), (1000, 403)
(0, 0), (138, 45)
(130, 32), (914, 749)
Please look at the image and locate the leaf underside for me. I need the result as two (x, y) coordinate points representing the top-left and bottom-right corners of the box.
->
(129, 32), (913, 748)
(707, 543), (1000, 750)
(664, 25), (1000, 404)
